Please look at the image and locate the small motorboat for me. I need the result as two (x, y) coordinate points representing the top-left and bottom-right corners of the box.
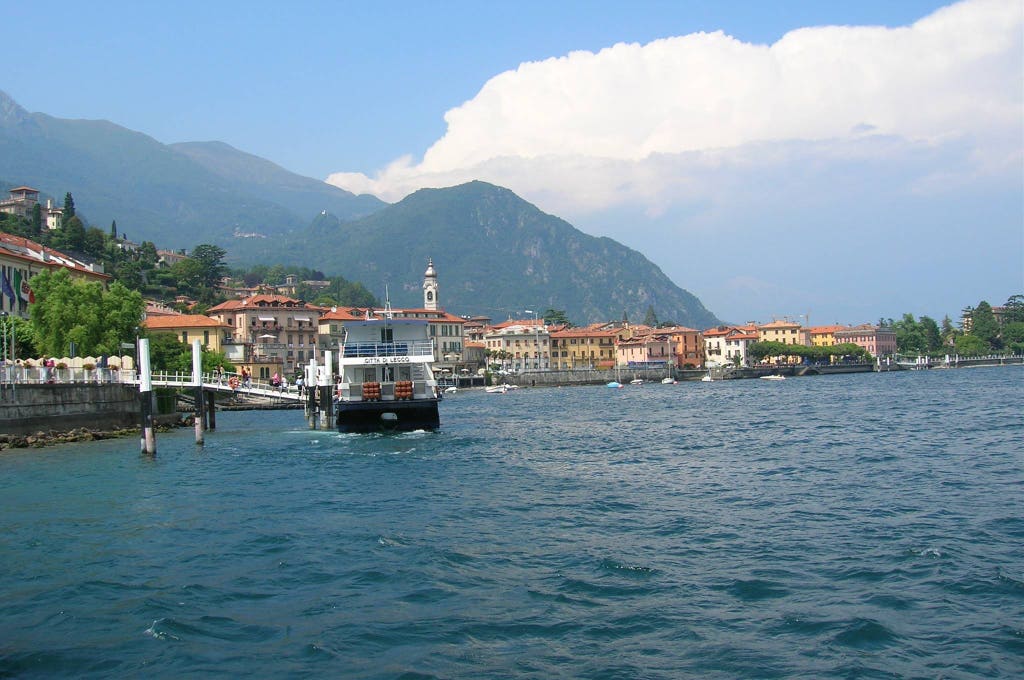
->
(760, 374), (786, 381)
(661, 377), (677, 384)
(606, 381), (622, 388)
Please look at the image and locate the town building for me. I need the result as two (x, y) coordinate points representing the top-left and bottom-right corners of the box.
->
(833, 324), (897, 357)
(206, 294), (323, 377)
(660, 325), (704, 368)
(616, 330), (673, 368)
(484, 318), (550, 372)
(0, 232), (109, 319)
(703, 325), (759, 367)
(807, 325), (850, 347)
(0, 186), (39, 219)
(757, 319), (804, 345)
(549, 324), (624, 370)
(141, 314), (232, 353)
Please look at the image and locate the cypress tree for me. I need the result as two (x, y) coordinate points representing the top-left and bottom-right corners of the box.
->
(62, 192), (75, 221)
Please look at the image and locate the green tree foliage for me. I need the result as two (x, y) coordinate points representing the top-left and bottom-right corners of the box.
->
(543, 308), (572, 327)
(0, 315), (37, 359)
(1002, 322), (1024, 354)
(55, 215), (86, 252)
(919, 316), (942, 352)
(110, 220), (117, 238)
(643, 306), (659, 327)
(62, 192), (75, 221)
(190, 244), (228, 289)
(970, 301), (1000, 350)
(1002, 295), (1024, 324)
(954, 333), (988, 356)
(82, 227), (107, 258)
(747, 341), (871, 363)
(28, 269), (144, 356)
(31, 203), (42, 237)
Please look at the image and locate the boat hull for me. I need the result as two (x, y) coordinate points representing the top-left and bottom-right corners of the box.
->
(336, 398), (440, 433)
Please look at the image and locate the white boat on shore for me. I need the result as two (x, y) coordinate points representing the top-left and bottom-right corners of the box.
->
(759, 374), (786, 381)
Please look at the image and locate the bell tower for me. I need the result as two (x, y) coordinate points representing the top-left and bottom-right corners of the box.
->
(423, 258), (438, 311)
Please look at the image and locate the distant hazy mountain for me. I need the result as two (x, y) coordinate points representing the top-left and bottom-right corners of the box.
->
(0, 90), (384, 246)
(240, 181), (718, 327)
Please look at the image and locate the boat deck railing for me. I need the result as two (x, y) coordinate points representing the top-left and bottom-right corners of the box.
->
(341, 340), (434, 359)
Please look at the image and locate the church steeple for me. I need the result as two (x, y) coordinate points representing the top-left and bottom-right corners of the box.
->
(423, 257), (438, 310)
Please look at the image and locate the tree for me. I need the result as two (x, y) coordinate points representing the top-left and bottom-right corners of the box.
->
(56, 215), (86, 252)
(1002, 295), (1024, 324)
(190, 244), (228, 289)
(0, 315), (37, 359)
(82, 227), (107, 258)
(919, 316), (942, 353)
(543, 308), (572, 327)
(110, 220), (117, 239)
(31, 203), (42, 237)
(940, 315), (958, 347)
(970, 301), (1000, 350)
(28, 269), (143, 356)
(1002, 322), (1024, 354)
(954, 334), (988, 356)
(62, 192), (75, 221)
(894, 313), (925, 354)
(643, 306), (659, 327)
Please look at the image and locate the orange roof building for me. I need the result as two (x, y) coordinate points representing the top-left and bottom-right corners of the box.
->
(142, 315), (232, 353)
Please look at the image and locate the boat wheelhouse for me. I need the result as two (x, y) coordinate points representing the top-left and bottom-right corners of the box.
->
(335, 317), (441, 433)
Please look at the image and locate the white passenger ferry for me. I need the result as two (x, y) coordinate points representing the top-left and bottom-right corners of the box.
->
(335, 314), (441, 433)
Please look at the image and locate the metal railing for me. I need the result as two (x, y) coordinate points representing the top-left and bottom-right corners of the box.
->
(341, 340), (434, 358)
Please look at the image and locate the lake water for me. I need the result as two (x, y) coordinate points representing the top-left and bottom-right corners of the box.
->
(1, 367), (1022, 678)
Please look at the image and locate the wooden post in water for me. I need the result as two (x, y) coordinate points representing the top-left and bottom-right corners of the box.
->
(206, 390), (216, 430)
(138, 338), (156, 455)
(307, 358), (318, 430)
(191, 340), (205, 446)
(320, 350), (333, 429)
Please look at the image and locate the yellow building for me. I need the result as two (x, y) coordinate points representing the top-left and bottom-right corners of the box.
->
(549, 325), (623, 369)
(758, 319), (803, 345)
(807, 325), (849, 347)
(142, 314), (232, 353)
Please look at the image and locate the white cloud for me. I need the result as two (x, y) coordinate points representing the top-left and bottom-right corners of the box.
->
(324, 0), (1022, 323)
(327, 0), (1022, 217)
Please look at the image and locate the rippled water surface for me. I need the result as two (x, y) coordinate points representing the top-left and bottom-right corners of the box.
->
(2, 368), (1022, 678)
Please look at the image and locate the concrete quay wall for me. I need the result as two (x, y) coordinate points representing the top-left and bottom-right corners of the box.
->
(0, 384), (140, 436)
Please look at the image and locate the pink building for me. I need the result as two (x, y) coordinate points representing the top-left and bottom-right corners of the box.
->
(833, 324), (897, 357)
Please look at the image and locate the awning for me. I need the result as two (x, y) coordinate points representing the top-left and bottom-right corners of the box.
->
(258, 334), (276, 339)
(293, 316), (311, 322)
(258, 316), (275, 321)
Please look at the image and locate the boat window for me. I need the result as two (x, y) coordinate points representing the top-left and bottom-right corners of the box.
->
(361, 367), (377, 383)
(398, 366), (411, 381)
(381, 328), (394, 343)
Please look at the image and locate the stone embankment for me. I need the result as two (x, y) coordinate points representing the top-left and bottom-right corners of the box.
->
(0, 418), (190, 451)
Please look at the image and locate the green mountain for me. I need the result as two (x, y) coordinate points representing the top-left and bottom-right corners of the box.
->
(0, 90), (384, 246)
(239, 181), (718, 327)
(0, 91), (718, 326)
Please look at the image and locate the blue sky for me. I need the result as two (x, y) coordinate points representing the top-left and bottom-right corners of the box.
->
(4, 0), (1021, 325)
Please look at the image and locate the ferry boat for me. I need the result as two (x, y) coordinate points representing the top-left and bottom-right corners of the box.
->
(335, 315), (441, 433)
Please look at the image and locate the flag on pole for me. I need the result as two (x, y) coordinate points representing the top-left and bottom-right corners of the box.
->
(21, 278), (33, 303)
(1, 270), (15, 305)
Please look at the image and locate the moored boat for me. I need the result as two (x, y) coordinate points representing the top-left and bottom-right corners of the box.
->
(335, 316), (441, 433)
